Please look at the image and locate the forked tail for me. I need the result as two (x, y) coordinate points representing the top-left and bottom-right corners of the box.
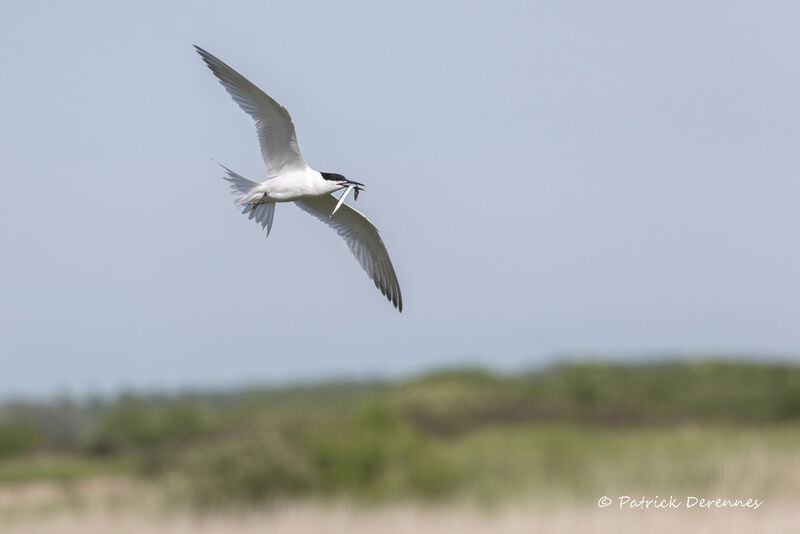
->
(217, 162), (276, 236)
(218, 162), (260, 197)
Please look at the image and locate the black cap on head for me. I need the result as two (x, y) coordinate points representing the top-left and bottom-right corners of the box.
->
(321, 172), (346, 182)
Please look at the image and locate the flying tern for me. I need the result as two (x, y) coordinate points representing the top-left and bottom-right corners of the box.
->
(196, 46), (402, 312)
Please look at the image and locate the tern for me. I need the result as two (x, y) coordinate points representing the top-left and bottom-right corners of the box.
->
(196, 46), (402, 312)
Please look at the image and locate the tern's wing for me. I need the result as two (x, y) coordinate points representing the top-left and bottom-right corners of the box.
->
(195, 46), (307, 175)
(295, 196), (402, 312)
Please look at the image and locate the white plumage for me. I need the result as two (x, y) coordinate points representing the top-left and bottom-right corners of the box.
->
(196, 46), (402, 312)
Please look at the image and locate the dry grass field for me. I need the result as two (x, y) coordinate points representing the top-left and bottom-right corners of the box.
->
(0, 479), (797, 534)
(2, 363), (800, 532)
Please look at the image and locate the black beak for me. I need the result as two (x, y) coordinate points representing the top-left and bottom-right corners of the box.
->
(344, 179), (365, 201)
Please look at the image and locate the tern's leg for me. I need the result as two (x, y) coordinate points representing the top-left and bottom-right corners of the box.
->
(250, 194), (267, 214)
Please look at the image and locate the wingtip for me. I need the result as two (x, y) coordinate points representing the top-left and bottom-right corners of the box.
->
(193, 45), (214, 63)
(390, 293), (403, 313)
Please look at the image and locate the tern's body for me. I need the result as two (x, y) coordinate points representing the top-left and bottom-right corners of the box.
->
(196, 46), (402, 311)
(243, 167), (340, 203)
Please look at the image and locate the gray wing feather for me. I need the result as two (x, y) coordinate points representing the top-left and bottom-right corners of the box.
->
(195, 46), (307, 174)
(295, 196), (403, 312)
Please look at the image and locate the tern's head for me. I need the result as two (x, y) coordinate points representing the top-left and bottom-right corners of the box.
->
(321, 171), (366, 197)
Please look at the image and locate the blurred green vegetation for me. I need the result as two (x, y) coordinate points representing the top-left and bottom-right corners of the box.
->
(1, 360), (800, 504)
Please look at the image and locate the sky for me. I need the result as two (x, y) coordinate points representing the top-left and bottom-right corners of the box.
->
(1, 1), (799, 397)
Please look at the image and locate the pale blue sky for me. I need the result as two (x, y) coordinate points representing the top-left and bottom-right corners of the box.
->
(1, 1), (799, 397)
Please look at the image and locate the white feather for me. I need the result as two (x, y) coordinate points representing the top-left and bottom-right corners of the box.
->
(295, 196), (402, 311)
(195, 46), (307, 175)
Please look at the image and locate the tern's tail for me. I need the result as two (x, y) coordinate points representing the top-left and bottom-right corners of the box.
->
(218, 162), (260, 197)
(217, 163), (276, 236)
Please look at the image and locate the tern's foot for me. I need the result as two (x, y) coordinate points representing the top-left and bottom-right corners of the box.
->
(250, 199), (265, 214)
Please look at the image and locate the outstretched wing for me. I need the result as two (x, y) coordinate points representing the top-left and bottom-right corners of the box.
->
(195, 46), (307, 175)
(295, 196), (403, 312)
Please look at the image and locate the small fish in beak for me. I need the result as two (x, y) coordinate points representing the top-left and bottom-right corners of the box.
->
(331, 184), (356, 216)
(330, 181), (366, 216)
